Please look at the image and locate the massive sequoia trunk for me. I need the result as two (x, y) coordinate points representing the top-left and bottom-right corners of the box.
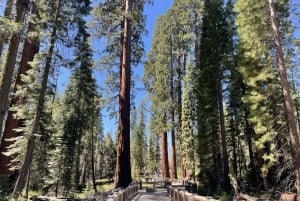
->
(0, 0), (28, 143)
(114, 0), (132, 188)
(0, 7), (39, 191)
(12, 0), (60, 195)
(268, 0), (300, 193)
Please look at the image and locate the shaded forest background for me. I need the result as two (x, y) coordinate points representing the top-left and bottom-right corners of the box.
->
(0, 0), (300, 200)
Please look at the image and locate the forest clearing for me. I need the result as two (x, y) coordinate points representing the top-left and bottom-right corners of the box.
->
(0, 0), (300, 200)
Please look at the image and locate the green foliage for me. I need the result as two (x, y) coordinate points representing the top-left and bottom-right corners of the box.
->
(101, 133), (116, 179)
(235, 0), (289, 182)
(181, 57), (196, 177)
(131, 102), (147, 178)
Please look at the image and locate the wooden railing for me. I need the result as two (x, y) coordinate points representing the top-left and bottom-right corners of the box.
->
(168, 186), (219, 201)
(106, 185), (138, 201)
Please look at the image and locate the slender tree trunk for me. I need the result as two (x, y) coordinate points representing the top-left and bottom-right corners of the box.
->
(0, 8), (39, 190)
(0, 0), (16, 58)
(170, 42), (177, 179)
(179, 145), (186, 179)
(161, 126), (170, 179)
(217, 74), (230, 190)
(178, 54), (185, 180)
(268, 0), (300, 193)
(114, 0), (132, 188)
(75, 137), (82, 190)
(230, 115), (238, 177)
(91, 104), (97, 192)
(0, 0), (28, 140)
(12, 1), (60, 195)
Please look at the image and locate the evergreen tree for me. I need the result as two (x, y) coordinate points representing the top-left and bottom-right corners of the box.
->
(60, 17), (97, 194)
(268, 0), (300, 193)
(0, 0), (29, 146)
(197, 0), (230, 192)
(131, 102), (147, 178)
(92, 0), (149, 188)
(181, 57), (196, 179)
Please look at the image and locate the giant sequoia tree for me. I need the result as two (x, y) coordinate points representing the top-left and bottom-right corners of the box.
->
(92, 0), (148, 188)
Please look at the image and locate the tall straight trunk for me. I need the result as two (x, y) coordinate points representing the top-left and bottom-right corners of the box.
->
(91, 104), (97, 192)
(170, 40), (177, 179)
(12, 1), (60, 195)
(230, 115), (238, 177)
(178, 55), (185, 180)
(0, 9), (39, 190)
(0, 0), (16, 58)
(75, 137), (82, 190)
(217, 77), (230, 190)
(268, 0), (300, 193)
(0, 0), (28, 139)
(114, 0), (132, 188)
(218, 79), (231, 189)
(161, 125), (170, 179)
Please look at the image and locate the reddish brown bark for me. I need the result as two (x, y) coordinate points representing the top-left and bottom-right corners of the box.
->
(114, 0), (132, 188)
(268, 0), (300, 193)
(0, 0), (28, 143)
(0, 18), (39, 187)
(161, 130), (169, 179)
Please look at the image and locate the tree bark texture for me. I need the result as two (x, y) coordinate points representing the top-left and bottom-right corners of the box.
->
(178, 55), (184, 179)
(12, 1), (59, 195)
(268, 0), (300, 193)
(161, 128), (170, 179)
(217, 74), (230, 190)
(0, 5), (38, 190)
(0, 0), (28, 142)
(114, 0), (132, 188)
(170, 44), (177, 179)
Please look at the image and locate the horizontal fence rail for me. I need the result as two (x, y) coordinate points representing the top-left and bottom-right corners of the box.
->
(106, 185), (138, 201)
(168, 186), (219, 201)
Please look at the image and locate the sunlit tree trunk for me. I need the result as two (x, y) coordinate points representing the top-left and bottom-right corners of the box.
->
(114, 0), (132, 188)
(268, 0), (300, 193)
(12, 0), (60, 195)
(0, 0), (28, 141)
(0, 4), (38, 190)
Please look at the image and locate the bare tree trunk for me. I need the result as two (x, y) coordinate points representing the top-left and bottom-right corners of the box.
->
(230, 115), (238, 177)
(91, 104), (97, 192)
(161, 128), (170, 179)
(114, 0), (132, 188)
(217, 74), (230, 190)
(178, 54), (185, 180)
(75, 137), (82, 190)
(0, 0), (16, 58)
(170, 42), (177, 179)
(0, 0), (28, 141)
(0, 5), (39, 190)
(12, 0), (60, 195)
(268, 0), (300, 193)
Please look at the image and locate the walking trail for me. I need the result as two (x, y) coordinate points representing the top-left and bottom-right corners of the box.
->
(130, 188), (170, 201)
